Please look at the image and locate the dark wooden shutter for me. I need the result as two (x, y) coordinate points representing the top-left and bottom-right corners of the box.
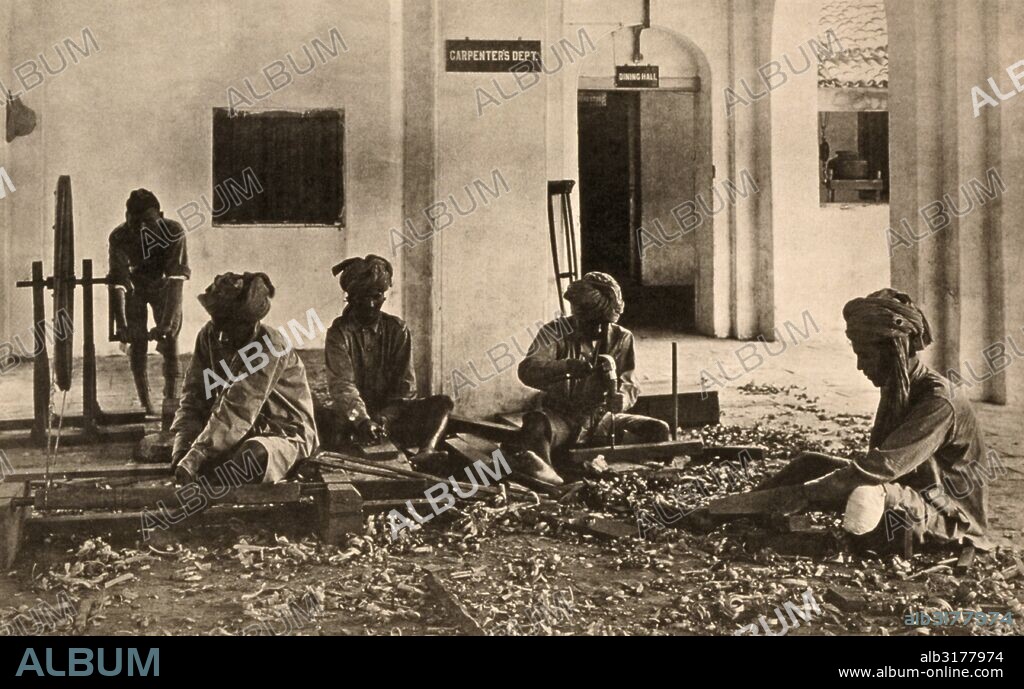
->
(213, 108), (344, 225)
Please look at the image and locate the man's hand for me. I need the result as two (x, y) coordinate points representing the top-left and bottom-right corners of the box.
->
(356, 418), (385, 445)
(563, 358), (593, 379)
(607, 391), (626, 413)
(804, 467), (864, 506)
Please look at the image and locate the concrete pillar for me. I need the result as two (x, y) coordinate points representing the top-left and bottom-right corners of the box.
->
(728, 0), (774, 339)
(888, 0), (1024, 405)
(401, 0), (440, 394)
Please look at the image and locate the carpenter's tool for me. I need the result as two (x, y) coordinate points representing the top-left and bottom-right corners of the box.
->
(595, 354), (618, 449)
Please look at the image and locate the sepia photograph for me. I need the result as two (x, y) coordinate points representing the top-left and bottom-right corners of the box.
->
(0, 0), (1020, 675)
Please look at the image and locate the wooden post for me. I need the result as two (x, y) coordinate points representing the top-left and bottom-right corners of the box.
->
(81, 259), (98, 437)
(30, 261), (50, 446)
(317, 474), (363, 545)
(671, 342), (678, 440)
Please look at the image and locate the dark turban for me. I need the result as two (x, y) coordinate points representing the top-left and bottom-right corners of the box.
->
(843, 288), (933, 448)
(126, 188), (160, 215)
(564, 272), (624, 323)
(843, 288), (932, 355)
(331, 255), (393, 294)
(198, 272), (275, 323)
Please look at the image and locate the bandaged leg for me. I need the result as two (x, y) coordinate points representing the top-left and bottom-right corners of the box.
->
(848, 482), (953, 545)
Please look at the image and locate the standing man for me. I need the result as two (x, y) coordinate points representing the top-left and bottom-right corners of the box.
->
(324, 255), (454, 464)
(171, 272), (319, 485)
(714, 289), (992, 550)
(108, 189), (188, 416)
(513, 272), (670, 485)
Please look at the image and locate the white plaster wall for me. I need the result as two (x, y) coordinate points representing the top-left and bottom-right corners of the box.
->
(770, 0), (890, 340)
(2, 0), (402, 358)
(433, 0), (553, 414)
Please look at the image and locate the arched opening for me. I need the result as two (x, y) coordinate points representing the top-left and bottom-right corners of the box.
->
(769, 0), (890, 338)
(575, 25), (713, 333)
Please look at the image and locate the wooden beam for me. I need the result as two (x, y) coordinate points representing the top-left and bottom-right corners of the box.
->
(316, 474), (363, 545)
(35, 481), (305, 510)
(25, 503), (317, 538)
(566, 439), (704, 464)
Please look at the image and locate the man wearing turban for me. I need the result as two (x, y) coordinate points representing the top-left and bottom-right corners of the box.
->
(512, 272), (670, 485)
(108, 189), (189, 416)
(171, 272), (319, 485)
(324, 255), (454, 464)
(720, 289), (992, 549)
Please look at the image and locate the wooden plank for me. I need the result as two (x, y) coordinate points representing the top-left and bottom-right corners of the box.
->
(770, 514), (826, 533)
(447, 414), (519, 442)
(25, 503), (317, 538)
(825, 586), (869, 612)
(706, 485), (809, 517)
(8, 464), (171, 482)
(0, 483), (29, 569)
(955, 545), (976, 575)
(424, 568), (486, 636)
(566, 439), (704, 464)
(319, 452), (429, 500)
(495, 413), (525, 428)
(445, 434), (559, 496)
(357, 438), (402, 461)
(632, 390), (720, 428)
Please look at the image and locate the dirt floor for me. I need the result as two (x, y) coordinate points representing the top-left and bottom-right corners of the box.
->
(1, 340), (1022, 636)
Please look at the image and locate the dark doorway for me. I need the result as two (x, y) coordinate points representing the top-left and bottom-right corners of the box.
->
(577, 91), (637, 281)
(577, 90), (695, 331)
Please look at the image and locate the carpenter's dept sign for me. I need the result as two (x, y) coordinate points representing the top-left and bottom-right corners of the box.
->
(615, 65), (660, 88)
(446, 39), (542, 72)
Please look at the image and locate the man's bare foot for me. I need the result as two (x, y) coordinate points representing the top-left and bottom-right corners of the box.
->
(510, 450), (564, 486)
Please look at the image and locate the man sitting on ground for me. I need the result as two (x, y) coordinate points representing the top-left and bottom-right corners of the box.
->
(512, 272), (670, 485)
(324, 255), (454, 464)
(720, 288), (992, 550)
(172, 272), (319, 485)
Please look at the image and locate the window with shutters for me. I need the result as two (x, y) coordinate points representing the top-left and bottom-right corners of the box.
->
(212, 108), (344, 226)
